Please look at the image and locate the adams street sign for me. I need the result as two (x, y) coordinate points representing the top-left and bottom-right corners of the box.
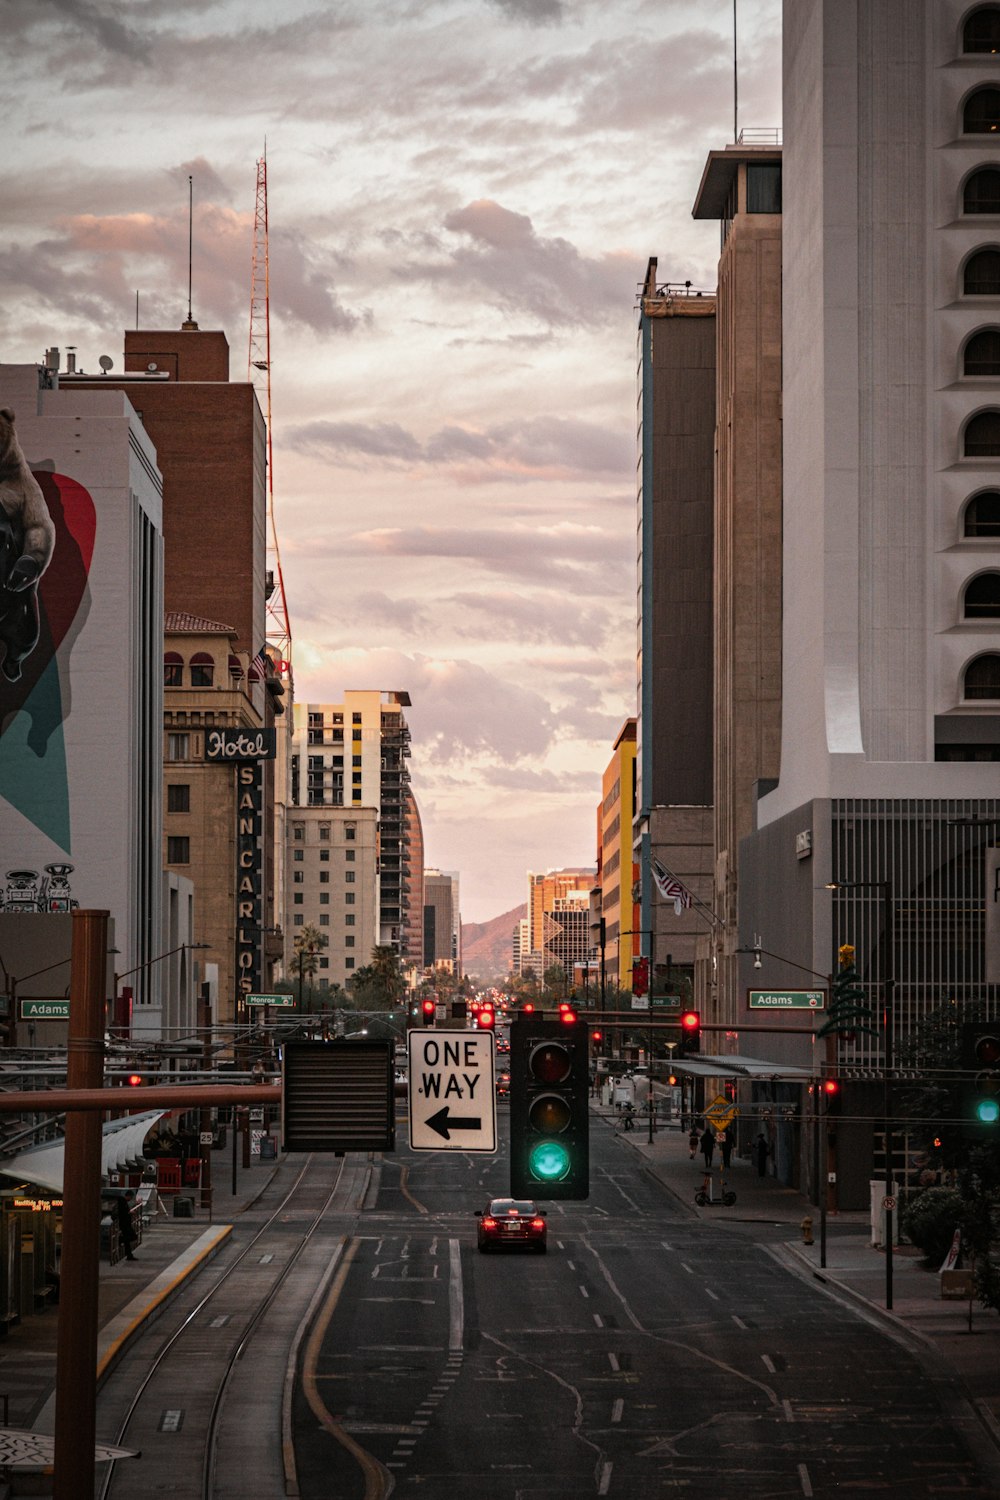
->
(748, 989), (825, 1011)
(407, 1030), (496, 1152)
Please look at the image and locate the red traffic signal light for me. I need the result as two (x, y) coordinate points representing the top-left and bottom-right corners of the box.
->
(560, 1008), (577, 1024)
(522, 1003), (534, 1013)
(127, 1072), (143, 1087)
(476, 1007), (495, 1030)
(591, 1030), (603, 1044)
(678, 1010), (701, 1056)
(421, 999), (435, 1018)
(822, 1078), (840, 1096)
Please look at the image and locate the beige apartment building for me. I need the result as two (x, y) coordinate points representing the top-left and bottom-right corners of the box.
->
(692, 140), (783, 1026)
(286, 808), (378, 990)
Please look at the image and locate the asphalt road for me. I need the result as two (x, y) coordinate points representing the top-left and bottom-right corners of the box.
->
(290, 1109), (996, 1499)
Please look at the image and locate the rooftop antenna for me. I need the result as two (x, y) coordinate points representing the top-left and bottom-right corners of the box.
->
(733, 0), (738, 144)
(182, 174), (198, 330)
(135, 290), (139, 330)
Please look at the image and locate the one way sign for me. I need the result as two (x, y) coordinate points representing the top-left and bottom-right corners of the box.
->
(407, 1030), (496, 1153)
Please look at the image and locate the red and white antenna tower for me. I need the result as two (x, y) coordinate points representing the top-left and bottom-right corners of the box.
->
(249, 146), (292, 674)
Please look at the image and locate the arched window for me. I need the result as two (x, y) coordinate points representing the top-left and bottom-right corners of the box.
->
(965, 328), (1000, 375)
(964, 572), (1000, 616)
(228, 653), (244, 680)
(964, 409), (1000, 454)
(965, 6), (1000, 53)
(964, 168), (1000, 214)
(164, 651), (183, 688)
(965, 490), (1000, 534)
(964, 86), (1000, 133)
(964, 248), (1000, 295)
(190, 651), (214, 687)
(965, 653), (1000, 697)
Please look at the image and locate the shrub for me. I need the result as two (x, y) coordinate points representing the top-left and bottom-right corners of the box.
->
(900, 1187), (967, 1266)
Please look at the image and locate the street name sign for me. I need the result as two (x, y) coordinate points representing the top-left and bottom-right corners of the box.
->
(748, 989), (825, 1011)
(246, 994), (296, 1008)
(20, 999), (69, 1020)
(407, 1029), (496, 1152)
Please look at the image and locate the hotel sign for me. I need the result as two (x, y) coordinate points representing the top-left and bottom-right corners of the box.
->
(235, 760), (264, 1007)
(205, 726), (276, 761)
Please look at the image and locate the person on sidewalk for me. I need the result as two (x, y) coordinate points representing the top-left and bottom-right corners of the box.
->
(754, 1132), (769, 1178)
(688, 1125), (699, 1160)
(721, 1124), (735, 1170)
(700, 1127), (715, 1169)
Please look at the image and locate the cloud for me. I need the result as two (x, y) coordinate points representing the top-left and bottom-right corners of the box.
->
(48, 0), (152, 61)
(354, 592), (431, 633)
(286, 410), (631, 482)
(486, 0), (565, 24)
(447, 590), (615, 647)
(349, 524), (622, 587)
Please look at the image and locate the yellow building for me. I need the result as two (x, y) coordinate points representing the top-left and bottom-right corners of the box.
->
(598, 720), (638, 993)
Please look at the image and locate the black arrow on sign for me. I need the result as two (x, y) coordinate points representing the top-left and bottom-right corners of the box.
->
(426, 1106), (482, 1141)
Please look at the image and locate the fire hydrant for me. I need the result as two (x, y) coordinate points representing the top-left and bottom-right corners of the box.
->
(800, 1215), (814, 1245)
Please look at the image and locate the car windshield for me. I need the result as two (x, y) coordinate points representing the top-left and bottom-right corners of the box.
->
(488, 1199), (535, 1216)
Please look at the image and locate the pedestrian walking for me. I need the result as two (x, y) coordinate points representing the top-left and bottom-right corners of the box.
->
(721, 1124), (735, 1170)
(688, 1125), (699, 1160)
(754, 1132), (769, 1178)
(699, 1126), (715, 1169)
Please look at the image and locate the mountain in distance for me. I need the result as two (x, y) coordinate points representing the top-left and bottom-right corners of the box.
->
(461, 903), (525, 982)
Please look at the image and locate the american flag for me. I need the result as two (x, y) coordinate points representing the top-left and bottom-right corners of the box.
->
(652, 858), (694, 915)
(248, 643), (268, 681)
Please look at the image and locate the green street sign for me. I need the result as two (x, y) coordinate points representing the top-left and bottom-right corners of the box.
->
(748, 989), (825, 1011)
(246, 994), (296, 1008)
(21, 999), (70, 1020)
(652, 993), (681, 1010)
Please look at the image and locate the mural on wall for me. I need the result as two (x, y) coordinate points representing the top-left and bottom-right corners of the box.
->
(1, 865), (79, 914)
(0, 410), (95, 852)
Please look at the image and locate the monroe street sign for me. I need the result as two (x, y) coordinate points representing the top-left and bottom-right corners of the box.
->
(407, 1030), (496, 1152)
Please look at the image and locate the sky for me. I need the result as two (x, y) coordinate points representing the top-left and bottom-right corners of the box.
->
(3, 0), (781, 924)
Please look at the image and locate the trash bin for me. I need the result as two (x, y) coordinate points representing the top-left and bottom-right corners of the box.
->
(260, 1136), (277, 1161)
(173, 1194), (195, 1219)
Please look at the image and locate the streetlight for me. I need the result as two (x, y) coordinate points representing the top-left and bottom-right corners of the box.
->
(826, 878), (895, 1310)
(112, 943), (210, 1039)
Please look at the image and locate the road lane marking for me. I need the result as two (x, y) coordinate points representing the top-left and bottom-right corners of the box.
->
(598, 1460), (613, 1494)
(593, 1314), (604, 1328)
(607, 1354), (620, 1372)
(783, 1399), (794, 1423)
(761, 1355), (776, 1373)
(449, 1238), (464, 1351)
(681, 1262), (694, 1274)
(732, 1315), (748, 1329)
(611, 1399), (624, 1424)
(579, 1285), (589, 1299)
(660, 1241), (673, 1251)
(798, 1462), (813, 1496)
(704, 1287), (719, 1300)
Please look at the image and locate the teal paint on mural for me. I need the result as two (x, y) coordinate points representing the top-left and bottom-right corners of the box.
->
(0, 658), (71, 851)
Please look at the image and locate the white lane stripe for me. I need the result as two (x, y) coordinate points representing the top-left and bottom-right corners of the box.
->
(608, 1353), (620, 1372)
(704, 1287), (719, 1300)
(579, 1285), (589, 1299)
(611, 1399), (624, 1424)
(448, 1238), (464, 1351)
(732, 1315), (747, 1329)
(593, 1314), (604, 1328)
(798, 1463), (813, 1496)
(660, 1241), (673, 1251)
(783, 1399), (795, 1423)
(598, 1461), (613, 1495)
(681, 1262), (694, 1275)
(761, 1354), (776, 1373)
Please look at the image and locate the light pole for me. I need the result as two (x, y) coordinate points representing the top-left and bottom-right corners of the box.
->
(113, 942), (210, 1040)
(826, 879), (895, 1310)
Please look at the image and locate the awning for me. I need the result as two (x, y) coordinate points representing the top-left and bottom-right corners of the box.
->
(670, 1054), (814, 1083)
(0, 1110), (166, 1195)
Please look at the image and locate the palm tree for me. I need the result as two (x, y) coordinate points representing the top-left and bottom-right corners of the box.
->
(293, 925), (328, 1010)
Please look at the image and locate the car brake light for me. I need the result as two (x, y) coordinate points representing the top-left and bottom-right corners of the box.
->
(531, 1219), (545, 1230)
(482, 1218), (497, 1229)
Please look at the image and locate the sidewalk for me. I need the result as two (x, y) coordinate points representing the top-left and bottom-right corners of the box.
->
(601, 1106), (1000, 1462)
(0, 1151), (273, 1445)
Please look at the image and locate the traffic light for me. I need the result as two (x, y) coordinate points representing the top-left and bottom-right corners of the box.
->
(962, 1023), (1000, 1128)
(677, 1010), (701, 1056)
(510, 1013), (589, 1200)
(126, 1072), (144, 1087)
(421, 999), (436, 1024)
(476, 1006), (495, 1031)
(632, 957), (649, 997)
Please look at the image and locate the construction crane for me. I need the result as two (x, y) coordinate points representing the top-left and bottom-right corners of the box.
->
(248, 146), (292, 675)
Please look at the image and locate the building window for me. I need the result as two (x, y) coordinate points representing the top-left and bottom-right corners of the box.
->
(167, 836), (190, 864)
(294, 849), (304, 861)
(319, 915), (330, 926)
(319, 871), (330, 883)
(352, 772), (362, 784)
(346, 936), (355, 948)
(346, 958), (355, 971)
(167, 783), (190, 813)
(345, 871), (355, 884)
(965, 248), (1000, 296)
(964, 410), (1000, 455)
(352, 791), (362, 802)
(967, 653), (1000, 698)
(965, 329), (1000, 375)
(293, 824), (304, 841)
(164, 652), (183, 687)
(294, 893), (303, 905)
(294, 915), (304, 927)
(345, 825), (356, 840)
(319, 958), (329, 970)
(346, 893), (355, 905)
(345, 915), (355, 926)
(319, 825), (330, 841)
(965, 490), (1000, 535)
(965, 7), (1000, 53)
(352, 756), (362, 767)
(319, 893), (330, 904)
(293, 871), (304, 884)
(167, 733), (190, 761)
(320, 850), (330, 863)
(352, 712), (362, 723)
(964, 87), (1000, 134)
(746, 162), (781, 213)
(346, 849), (355, 862)
(964, 168), (1000, 214)
(190, 652), (214, 687)
(964, 572), (1000, 616)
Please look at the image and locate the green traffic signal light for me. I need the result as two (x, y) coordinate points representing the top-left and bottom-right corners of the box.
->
(510, 1016), (589, 1200)
(528, 1139), (572, 1181)
(961, 1025), (1000, 1131)
(975, 1096), (1000, 1125)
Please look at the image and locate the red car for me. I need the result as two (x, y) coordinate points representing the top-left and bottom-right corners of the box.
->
(475, 1198), (547, 1253)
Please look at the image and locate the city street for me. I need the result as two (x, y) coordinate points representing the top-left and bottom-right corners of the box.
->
(289, 1110), (999, 1499)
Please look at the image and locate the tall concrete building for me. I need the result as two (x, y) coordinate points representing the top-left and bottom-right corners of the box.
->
(288, 691), (413, 977)
(737, 0), (1000, 1204)
(633, 267), (716, 996)
(423, 868), (458, 969)
(404, 793), (425, 965)
(524, 868), (594, 980)
(691, 140), (784, 1027)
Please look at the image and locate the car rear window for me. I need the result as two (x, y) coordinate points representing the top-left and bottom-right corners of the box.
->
(489, 1199), (534, 1215)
